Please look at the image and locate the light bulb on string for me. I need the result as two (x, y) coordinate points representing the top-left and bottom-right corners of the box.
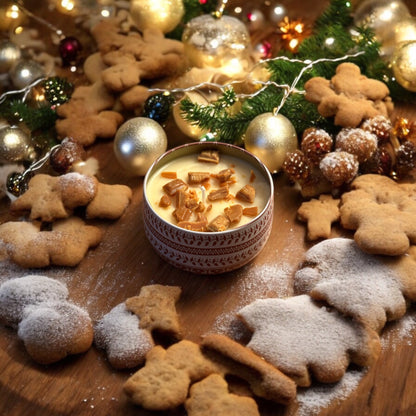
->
(13, 1), (82, 67)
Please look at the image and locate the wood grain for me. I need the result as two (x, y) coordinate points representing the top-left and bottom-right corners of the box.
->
(1, 1), (416, 415)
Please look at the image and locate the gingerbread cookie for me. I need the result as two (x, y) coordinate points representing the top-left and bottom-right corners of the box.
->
(125, 284), (182, 339)
(0, 275), (93, 364)
(304, 62), (393, 127)
(55, 80), (124, 146)
(10, 173), (98, 222)
(0, 275), (68, 327)
(294, 238), (416, 332)
(297, 194), (340, 240)
(124, 333), (297, 411)
(339, 174), (416, 255)
(238, 295), (381, 386)
(185, 374), (260, 416)
(17, 301), (93, 364)
(201, 333), (296, 405)
(123, 340), (219, 410)
(91, 19), (186, 93)
(86, 182), (132, 219)
(94, 302), (154, 369)
(11, 172), (132, 222)
(0, 217), (102, 268)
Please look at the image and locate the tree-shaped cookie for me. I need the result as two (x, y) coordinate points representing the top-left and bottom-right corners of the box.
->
(339, 174), (416, 255)
(304, 62), (393, 127)
(294, 238), (416, 332)
(238, 294), (381, 387)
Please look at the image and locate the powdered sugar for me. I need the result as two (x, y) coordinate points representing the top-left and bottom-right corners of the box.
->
(238, 295), (376, 386)
(94, 302), (154, 368)
(0, 275), (68, 327)
(294, 238), (407, 332)
(18, 300), (91, 349)
(59, 172), (97, 198)
(296, 369), (365, 416)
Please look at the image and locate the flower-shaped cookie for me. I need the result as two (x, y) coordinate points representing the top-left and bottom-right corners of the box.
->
(340, 174), (416, 256)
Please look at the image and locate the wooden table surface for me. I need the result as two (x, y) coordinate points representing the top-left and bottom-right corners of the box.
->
(1, 1), (416, 415)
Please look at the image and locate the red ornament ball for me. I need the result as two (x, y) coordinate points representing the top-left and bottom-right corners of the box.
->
(59, 36), (82, 66)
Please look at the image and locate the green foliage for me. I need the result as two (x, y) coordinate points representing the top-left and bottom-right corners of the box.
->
(179, 0), (416, 144)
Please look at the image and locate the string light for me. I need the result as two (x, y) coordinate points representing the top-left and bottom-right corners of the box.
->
(148, 51), (366, 111)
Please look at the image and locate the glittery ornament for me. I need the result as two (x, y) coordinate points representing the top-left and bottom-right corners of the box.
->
(301, 128), (333, 166)
(244, 112), (298, 173)
(6, 172), (32, 197)
(42, 77), (73, 106)
(6, 171), (28, 197)
(393, 117), (411, 141)
(9, 59), (45, 89)
(319, 151), (359, 187)
(143, 93), (174, 124)
(0, 126), (34, 164)
(353, 0), (410, 43)
(182, 14), (251, 74)
(395, 141), (416, 178)
(59, 36), (82, 66)
(335, 128), (378, 163)
(50, 137), (86, 174)
(114, 117), (168, 176)
(282, 150), (312, 181)
(0, 40), (21, 73)
(130, 0), (184, 34)
(361, 115), (392, 144)
(391, 41), (416, 92)
(173, 91), (209, 140)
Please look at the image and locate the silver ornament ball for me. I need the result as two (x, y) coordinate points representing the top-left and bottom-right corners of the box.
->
(244, 113), (298, 173)
(0, 40), (21, 73)
(9, 59), (45, 89)
(0, 125), (34, 164)
(114, 117), (168, 176)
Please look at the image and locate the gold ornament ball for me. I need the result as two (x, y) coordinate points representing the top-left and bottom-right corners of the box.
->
(354, 0), (410, 43)
(0, 125), (34, 164)
(244, 113), (298, 174)
(391, 41), (416, 92)
(130, 0), (184, 34)
(173, 91), (209, 140)
(114, 117), (168, 176)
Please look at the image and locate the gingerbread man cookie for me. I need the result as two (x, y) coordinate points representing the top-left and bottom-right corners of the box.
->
(304, 63), (393, 127)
